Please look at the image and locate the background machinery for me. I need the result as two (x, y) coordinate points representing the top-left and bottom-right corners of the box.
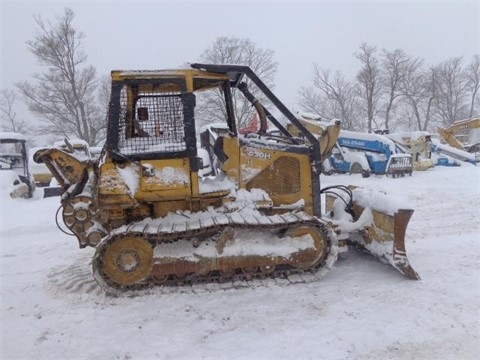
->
(387, 131), (478, 167)
(322, 143), (371, 177)
(30, 138), (94, 197)
(430, 138), (478, 165)
(0, 132), (35, 198)
(438, 117), (480, 154)
(386, 132), (436, 170)
(29, 146), (55, 187)
(335, 130), (413, 177)
(35, 64), (419, 294)
(45, 139), (93, 198)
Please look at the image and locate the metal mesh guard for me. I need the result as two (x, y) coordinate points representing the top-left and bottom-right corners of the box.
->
(387, 154), (413, 174)
(118, 88), (187, 155)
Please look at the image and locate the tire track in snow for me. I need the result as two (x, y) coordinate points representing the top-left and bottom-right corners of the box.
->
(1, 223), (57, 238)
(46, 251), (102, 297)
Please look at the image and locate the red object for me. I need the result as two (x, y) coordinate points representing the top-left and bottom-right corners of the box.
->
(238, 113), (258, 135)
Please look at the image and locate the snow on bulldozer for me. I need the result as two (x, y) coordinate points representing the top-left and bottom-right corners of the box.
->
(34, 64), (419, 294)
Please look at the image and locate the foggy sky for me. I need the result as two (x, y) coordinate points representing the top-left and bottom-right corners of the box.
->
(1, 1), (479, 131)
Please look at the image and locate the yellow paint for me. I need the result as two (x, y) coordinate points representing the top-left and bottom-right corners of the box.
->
(286, 119), (340, 160)
(97, 163), (136, 208)
(102, 236), (153, 286)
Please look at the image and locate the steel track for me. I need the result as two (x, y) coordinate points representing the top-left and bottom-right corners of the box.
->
(92, 210), (338, 295)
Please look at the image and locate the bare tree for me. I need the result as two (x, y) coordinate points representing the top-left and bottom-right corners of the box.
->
(299, 65), (360, 130)
(434, 57), (469, 125)
(197, 36), (278, 129)
(381, 49), (423, 131)
(399, 64), (438, 131)
(355, 43), (383, 132)
(16, 8), (106, 145)
(465, 55), (480, 118)
(98, 74), (111, 126)
(297, 86), (331, 118)
(0, 89), (28, 133)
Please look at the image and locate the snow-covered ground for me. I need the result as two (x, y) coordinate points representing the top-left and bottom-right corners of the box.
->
(1, 165), (479, 360)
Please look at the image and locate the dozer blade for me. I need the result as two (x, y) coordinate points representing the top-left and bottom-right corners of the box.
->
(326, 188), (420, 280)
(350, 205), (419, 280)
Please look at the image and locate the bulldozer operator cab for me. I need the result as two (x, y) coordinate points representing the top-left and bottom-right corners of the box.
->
(111, 80), (194, 158)
(105, 65), (325, 217)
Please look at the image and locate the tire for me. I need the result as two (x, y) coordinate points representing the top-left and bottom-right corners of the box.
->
(361, 170), (371, 178)
(350, 163), (363, 174)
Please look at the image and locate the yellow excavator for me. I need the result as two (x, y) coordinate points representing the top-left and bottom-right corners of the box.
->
(438, 117), (480, 153)
(34, 64), (419, 294)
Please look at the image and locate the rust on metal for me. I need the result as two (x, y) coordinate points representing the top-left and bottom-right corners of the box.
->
(92, 215), (334, 292)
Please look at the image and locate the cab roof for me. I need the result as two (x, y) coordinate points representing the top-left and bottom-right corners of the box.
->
(0, 132), (27, 142)
(110, 64), (248, 91)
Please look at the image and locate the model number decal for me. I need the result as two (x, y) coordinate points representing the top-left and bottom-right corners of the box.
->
(340, 139), (366, 147)
(242, 147), (272, 160)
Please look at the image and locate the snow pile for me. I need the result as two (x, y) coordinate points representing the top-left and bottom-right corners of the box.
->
(340, 129), (397, 153)
(431, 137), (477, 163)
(199, 172), (236, 194)
(1, 166), (479, 359)
(352, 187), (410, 214)
(116, 164), (140, 194)
(240, 163), (263, 182)
(231, 188), (272, 207)
(469, 127), (480, 145)
(330, 198), (373, 237)
(116, 163), (236, 195)
(119, 138), (187, 154)
(387, 131), (431, 144)
(0, 170), (21, 191)
(143, 165), (189, 186)
(153, 230), (314, 260)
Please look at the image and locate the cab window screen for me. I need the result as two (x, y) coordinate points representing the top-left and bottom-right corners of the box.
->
(117, 86), (187, 155)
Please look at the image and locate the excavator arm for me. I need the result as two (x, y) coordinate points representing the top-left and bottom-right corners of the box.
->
(438, 118), (480, 151)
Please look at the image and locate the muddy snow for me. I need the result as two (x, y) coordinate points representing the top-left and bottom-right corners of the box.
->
(1, 165), (479, 359)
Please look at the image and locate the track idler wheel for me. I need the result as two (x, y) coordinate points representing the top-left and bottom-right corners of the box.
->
(242, 266), (258, 280)
(62, 195), (104, 247)
(93, 235), (153, 290)
(218, 268), (235, 282)
(152, 273), (169, 285)
(259, 264), (275, 275)
(285, 225), (328, 269)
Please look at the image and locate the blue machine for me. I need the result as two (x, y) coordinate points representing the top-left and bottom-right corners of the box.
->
(430, 141), (475, 166)
(337, 135), (393, 175)
(323, 143), (371, 177)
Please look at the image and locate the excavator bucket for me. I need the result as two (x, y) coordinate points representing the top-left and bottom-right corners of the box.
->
(325, 186), (420, 280)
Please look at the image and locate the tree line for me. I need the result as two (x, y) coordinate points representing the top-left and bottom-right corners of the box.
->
(1, 8), (478, 145)
(300, 43), (479, 133)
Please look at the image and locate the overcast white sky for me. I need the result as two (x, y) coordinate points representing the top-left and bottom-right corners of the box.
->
(1, 1), (479, 123)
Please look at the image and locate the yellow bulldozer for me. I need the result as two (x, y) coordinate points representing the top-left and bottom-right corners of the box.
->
(35, 64), (419, 294)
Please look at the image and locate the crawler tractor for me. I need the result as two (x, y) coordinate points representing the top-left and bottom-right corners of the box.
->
(35, 64), (419, 294)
